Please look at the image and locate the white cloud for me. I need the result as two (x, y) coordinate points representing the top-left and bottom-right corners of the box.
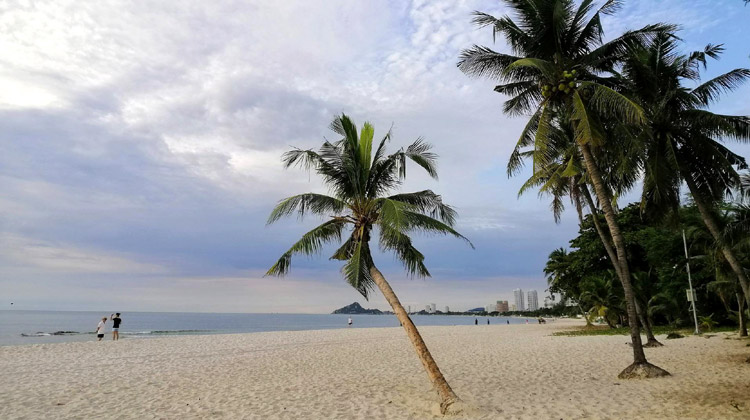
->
(1, 0), (744, 312)
(0, 234), (166, 274)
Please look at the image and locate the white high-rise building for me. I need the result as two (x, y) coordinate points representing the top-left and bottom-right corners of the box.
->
(485, 304), (494, 312)
(430, 303), (436, 313)
(510, 303), (517, 311)
(513, 288), (525, 311)
(445, 306), (450, 313)
(425, 304), (431, 313)
(527, 290), (539, 311)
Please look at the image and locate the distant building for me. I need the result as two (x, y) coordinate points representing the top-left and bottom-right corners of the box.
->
(510, 303), (517, 311)
(513, 288), (525, 311)
(445, 306), (450, 313)
(496, 300), (509, 312)
(527, 290), (539, 311)
(425, 304), (431, 313)
(430, 303), (436, 313)
(543, 297), (553, 308)
(485, 304), (495, 312)
(408, 305), (411, 314)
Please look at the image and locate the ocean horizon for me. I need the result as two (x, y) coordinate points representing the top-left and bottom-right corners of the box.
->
(0, 310), (534, 346)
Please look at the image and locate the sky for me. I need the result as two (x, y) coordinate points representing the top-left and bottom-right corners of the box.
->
(2, 0), (749, 314)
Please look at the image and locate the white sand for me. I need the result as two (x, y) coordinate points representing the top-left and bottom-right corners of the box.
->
(1, 319), (749, 419)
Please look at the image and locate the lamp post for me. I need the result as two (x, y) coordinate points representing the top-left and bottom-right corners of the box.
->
(683, 229), (700, 335)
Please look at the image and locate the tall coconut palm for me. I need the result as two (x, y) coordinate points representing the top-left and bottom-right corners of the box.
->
(458, 0), (671, 377)
(514, 109), (663, 343)
(266, 114), (472, 414)
(620, 33), (750, 309)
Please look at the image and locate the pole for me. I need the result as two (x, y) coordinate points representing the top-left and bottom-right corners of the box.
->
(683, 230), (700, 335)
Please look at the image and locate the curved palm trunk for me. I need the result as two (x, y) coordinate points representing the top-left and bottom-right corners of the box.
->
(684, 176), (750, 310)
(578, 304), (593, 327)
(635, 300), (662, 347)
(582, 186), (663, 347)
(369, 265), (461, 414)
(580, 144), (669, 378)
(738, 293), (748, 337)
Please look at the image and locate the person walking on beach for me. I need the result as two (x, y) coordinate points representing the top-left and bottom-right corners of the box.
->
(348, 317), (353, 327)
(96, 317), (107, 341)
(110, 313), (122, 341)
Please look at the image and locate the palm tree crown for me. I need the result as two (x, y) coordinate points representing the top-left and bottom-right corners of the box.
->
(267, 114), (472, 298)
(619, 33), (750, 215)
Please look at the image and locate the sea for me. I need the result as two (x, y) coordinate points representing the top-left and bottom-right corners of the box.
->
(0, 310), (532, 346)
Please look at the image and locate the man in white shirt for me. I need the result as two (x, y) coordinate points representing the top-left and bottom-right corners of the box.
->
(96, 317), (107, 341)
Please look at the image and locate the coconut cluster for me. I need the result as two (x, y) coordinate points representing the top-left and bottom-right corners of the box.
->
(540, 69), (579, 98)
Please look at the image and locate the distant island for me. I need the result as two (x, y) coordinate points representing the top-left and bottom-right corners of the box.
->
(332, 302), (387, 315)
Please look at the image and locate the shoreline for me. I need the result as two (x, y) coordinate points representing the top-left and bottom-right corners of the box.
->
(0, 312), (544, 347)
(2, 319), (748, 419)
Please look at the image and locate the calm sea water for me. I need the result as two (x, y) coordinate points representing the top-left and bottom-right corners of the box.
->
(0, 310), (532, 346)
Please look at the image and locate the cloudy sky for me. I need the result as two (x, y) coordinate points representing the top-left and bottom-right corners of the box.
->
(2, 0), (749, 313)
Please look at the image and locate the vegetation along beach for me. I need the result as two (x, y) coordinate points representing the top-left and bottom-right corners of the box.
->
(2, 0), (750, 419)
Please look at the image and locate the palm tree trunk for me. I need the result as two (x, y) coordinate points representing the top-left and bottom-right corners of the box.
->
(579, 143), (669, 378)
(579, 303), (593, 327)
(369, 265), (461, 414)
(582, 186), (620, 275)
(738, 293), (748, 337)
(684, 176), (750, 310)
(635, 300), (662, 347)
(582, 186), (663, 347)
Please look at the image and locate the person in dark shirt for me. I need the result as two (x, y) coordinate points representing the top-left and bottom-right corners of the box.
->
(110, 313), (122, 341)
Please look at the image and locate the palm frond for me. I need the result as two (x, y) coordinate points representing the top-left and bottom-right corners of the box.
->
(387, 190), (457, 225)
(266, 218), (349, 276)
(378, 224), (430, 278)
(580, 82), (644, 125)
(690, 68), (750, 107)
(267, 193), (347, 224)
(341, 231), (375, 299)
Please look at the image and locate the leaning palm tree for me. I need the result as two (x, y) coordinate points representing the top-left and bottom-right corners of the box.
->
(458, 0), (671, 377)
(620, 33), (750, 309)
(517, 110), (662, 343)
(266, 114), (472, 414)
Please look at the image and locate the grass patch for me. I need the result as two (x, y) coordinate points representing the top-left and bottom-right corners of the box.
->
(553, 325), (738, 337)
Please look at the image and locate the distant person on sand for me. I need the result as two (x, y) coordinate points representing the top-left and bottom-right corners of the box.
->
(110, 313), (122, 340)
(348, 317), (352, 327)
(96, 317), (107, 341)
(474, 318), (478, 325)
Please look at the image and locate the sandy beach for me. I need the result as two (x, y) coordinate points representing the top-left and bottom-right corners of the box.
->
(1, 319), (748, 419)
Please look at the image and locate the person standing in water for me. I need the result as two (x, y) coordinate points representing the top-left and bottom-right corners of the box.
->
(95, 317), (107, 341)
(487, 319), (490, 325)
(110, 313), (122, 341)
(474, 318), (478, 325)
(348, 317), (353, 327)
